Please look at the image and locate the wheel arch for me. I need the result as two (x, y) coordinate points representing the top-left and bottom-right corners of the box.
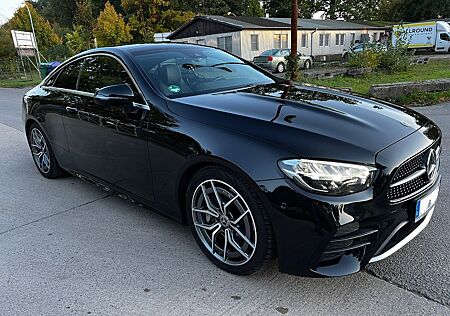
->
(176, 155), (258, 224)
(24, 117), (44, 141)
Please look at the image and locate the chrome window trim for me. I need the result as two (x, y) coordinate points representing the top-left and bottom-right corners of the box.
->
(44, 52), (150, 111)
(43, 86), (94, 98)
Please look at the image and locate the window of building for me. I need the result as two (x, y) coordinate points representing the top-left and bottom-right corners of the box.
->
(251, 34), (259, 51)
(335, 34), (346, 46)
(274, 34), (288, 49)
(301, 34), (308, 48)
(217, 36), (233, 52)
(350, 33), (356, 44)
(361, 33), (370, 43)
(320, 34), (330, 47)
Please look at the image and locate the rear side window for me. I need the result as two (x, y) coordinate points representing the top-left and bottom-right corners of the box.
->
(78, 56), (134, 93)
(53, 60), (83, 90)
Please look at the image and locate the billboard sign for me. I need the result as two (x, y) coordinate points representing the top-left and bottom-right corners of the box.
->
(11, 30), (37, 56)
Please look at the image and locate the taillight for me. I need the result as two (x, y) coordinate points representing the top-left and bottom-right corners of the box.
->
(267, 56), (273, 61)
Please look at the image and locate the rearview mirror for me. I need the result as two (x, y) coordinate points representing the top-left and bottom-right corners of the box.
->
(94, 84), (135, 107)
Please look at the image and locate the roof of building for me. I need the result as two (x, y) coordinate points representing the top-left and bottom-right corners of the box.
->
(168, 15), (387, 39)
(268, 18), (386, 30)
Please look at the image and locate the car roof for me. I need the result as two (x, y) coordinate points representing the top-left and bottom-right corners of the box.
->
(80, 43), (210, 56)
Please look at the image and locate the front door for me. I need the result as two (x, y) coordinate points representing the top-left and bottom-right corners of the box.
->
(436, 33), (450, 52)
(62, 55), (153, 201)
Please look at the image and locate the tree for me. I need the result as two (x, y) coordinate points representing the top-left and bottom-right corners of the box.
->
(66, 25), (90, 54)
(378, 0), (450, 21)
(246, 0), (265, 17)
(37, 0), (77, 28)
(93, 1), (132, 46)
(6, 3), (62, 53)
(263, 0), (319, 18)
(122, 0), (196, 42)
(74, 0), (95, 31)
(0, 27), (16, 58)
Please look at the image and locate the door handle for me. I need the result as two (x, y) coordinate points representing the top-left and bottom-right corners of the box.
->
(65, 106), (78, 113)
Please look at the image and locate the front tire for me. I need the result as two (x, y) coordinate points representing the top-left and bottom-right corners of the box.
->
(186, 166), (274, 275)
(27, 123), (63, 179)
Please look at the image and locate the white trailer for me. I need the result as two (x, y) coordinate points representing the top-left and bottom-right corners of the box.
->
(392, 21), (450, 53)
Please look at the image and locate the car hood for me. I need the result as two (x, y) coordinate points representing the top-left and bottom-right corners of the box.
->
(167, 83), (429, 164)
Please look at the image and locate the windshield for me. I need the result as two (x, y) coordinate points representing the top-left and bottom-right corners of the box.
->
(133, 46), (276, 98)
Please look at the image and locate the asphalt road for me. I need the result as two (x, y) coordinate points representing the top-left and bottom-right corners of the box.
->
(0, 88), (449, 315)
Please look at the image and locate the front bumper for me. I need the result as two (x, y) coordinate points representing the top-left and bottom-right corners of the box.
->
(256, 123), (441, 277)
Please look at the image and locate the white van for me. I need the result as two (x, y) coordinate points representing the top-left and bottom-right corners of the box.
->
(392, 21), (450, 53)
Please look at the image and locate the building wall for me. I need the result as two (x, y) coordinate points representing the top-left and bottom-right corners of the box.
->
(171, 28), (384, 60)
(170, 32), (241, 56)
(241, 29), (384, 60)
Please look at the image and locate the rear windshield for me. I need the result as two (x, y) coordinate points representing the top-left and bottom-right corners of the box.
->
(260, 49), (280, 56)
(132, 46), (275, 98)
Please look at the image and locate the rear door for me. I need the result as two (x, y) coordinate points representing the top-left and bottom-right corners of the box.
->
(40, 59), (84, 168)
(62, 54), (153, 201)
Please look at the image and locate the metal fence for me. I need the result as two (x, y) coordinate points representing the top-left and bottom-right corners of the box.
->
(0, 57), (38, 81)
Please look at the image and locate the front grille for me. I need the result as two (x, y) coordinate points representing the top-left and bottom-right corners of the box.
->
(387, 176), (428, 201)
(387, 143), (440, 203)
(391, 151), (426, 182)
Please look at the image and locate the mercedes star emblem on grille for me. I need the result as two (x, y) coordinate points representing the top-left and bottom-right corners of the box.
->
(426, 149), (437, 181)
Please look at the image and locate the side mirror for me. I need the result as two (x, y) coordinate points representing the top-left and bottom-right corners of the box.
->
(94, 84), (135, 107)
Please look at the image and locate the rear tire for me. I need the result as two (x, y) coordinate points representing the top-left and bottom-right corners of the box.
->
(276, 62), (285, 73)
(27, 123), (63, 179)
(186, 166), (275, 275)
(304, 60), (312, 70)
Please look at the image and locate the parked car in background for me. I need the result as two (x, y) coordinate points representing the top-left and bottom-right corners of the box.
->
(253, 49), (313, 73)
(342, 42), (387, 60)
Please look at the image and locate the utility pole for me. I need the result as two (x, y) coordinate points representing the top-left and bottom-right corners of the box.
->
(290, 0), (298, 80)
(24, 1), (41, 77)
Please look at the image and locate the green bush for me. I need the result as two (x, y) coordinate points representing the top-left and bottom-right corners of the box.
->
(347, 40), (411, 73)
(347, 47), (381, 69)
(378, 47), (411, 73)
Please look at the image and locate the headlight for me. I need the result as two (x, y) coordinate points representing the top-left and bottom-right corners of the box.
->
(279, 159), (376, 195)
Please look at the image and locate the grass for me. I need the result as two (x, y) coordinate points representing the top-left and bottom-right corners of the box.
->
(0, 77), (41, 88)
(302, 60), (450, 105)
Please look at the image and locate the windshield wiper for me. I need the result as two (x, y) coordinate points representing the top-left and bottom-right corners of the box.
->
(181, 62), (247, 72)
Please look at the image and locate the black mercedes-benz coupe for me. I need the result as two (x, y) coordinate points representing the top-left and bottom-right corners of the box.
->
(22, 44), (441, 277)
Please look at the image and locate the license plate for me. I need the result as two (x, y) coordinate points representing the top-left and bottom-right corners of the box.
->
(415, 186), (439, 222)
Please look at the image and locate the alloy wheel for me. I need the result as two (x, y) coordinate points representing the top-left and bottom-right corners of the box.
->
(191, 179), (257, 266)
(277, 63), (285, 73)
(30, 128), (51, 174)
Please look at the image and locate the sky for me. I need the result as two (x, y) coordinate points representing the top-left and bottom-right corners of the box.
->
(0, 0), (23, 25)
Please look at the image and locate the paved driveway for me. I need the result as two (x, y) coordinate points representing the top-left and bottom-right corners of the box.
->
(0, 88), (449, 315)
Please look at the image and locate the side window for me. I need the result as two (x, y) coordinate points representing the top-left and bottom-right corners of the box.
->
(440, 33), (450, 41)
(53, 60), (83, 90)
(78, 56), (134, 93)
